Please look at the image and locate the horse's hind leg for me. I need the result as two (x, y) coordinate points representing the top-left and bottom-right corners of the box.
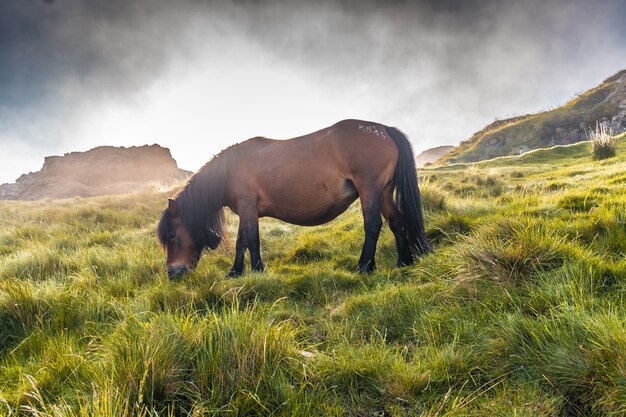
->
(356, 185), (383, 273)
(229, 221), (247, 277)
(381, 185), (413, 267)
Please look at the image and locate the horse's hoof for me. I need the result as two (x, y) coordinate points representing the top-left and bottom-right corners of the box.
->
(228, 270), (243, 278)
(356, 264), (375, 274)
(252, 263), (265, 273)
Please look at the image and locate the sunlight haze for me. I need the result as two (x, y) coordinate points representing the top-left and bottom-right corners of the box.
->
(1, 0), (625, 183)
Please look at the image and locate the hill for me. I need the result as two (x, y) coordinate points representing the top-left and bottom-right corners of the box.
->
(0, 145), (190, 200)
(414, 145), (455, 167)
(0, 135), (624, 415)
(438, 69), (626, 164)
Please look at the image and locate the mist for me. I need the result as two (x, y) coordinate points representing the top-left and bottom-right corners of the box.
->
(1, 0), (625, 183)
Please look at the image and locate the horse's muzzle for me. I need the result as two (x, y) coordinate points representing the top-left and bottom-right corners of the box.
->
(167, 265), (189, 278)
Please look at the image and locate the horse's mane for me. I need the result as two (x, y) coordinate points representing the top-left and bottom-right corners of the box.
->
(158, 145), (240, 249)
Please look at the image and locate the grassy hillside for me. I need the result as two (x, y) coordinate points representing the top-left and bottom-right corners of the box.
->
(0, 136), (625, 416)
(439, 70), (626, 164)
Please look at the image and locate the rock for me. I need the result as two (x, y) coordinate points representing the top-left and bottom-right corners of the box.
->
(514, 146), (530, 155)
(0, 183), (19, 199)
(0, 144), (190, 200)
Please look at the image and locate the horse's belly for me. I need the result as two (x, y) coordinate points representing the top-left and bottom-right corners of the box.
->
(259, 180), (358, 226)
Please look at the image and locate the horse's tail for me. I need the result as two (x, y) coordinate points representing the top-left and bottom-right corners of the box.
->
(385, 125), (431, 257)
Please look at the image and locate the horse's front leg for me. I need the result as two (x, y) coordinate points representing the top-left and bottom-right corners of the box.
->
(228, 221), (247, 277)
(357, 186), (383, 273)
(239, 203), (265, 273)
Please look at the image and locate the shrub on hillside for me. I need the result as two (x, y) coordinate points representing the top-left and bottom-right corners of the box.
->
(460, 218), (566, 285)
(426, 212), (475, 245)
(588, 121), (616, 160)
(288, 239), (332, 263)
(420, 185), (447, 212)
(446, 171), (504, 198)
(557, 193), (600, 212)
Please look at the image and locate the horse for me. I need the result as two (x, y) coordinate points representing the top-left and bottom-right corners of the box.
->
(158, 119), (431, 278)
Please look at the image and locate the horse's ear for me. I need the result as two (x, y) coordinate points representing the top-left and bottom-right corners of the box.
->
(168, 198), (177, 213)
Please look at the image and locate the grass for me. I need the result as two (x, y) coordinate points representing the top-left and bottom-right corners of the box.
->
(0, 134), (625, 416)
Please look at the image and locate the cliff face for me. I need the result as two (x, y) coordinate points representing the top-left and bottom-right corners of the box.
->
(0, 145), (190, 200)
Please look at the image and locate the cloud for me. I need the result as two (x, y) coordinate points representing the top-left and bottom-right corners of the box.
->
(0, 0), (625, 183)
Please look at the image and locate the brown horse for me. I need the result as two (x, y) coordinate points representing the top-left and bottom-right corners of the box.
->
(158, 119), (430, 278)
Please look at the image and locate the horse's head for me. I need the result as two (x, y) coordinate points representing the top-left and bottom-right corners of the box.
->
(157, 198), (202, 278)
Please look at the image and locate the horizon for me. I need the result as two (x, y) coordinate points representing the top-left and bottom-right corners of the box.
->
(1, 0), (626, 183)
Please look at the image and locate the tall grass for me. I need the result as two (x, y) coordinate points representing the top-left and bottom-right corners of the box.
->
(589, 121), (617, 160)
(1, 134), (625, 415)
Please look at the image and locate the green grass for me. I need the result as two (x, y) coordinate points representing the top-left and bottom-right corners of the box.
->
(0, 135), (625, 416)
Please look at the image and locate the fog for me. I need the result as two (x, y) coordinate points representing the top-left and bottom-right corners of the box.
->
(1, 0), (625, 183)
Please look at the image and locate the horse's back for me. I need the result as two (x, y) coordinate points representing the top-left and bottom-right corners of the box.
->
(324, 119), (399, 180)
(252, 119), (398, 179)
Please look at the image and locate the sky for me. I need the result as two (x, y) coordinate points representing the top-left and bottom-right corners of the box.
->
(1, 0), (625, 183)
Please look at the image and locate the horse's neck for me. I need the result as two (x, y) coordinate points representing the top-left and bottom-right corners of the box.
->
(187, 158), (228, 210)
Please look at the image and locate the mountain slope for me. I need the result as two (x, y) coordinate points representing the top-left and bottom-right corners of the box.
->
(438, 69), (626, 164)
(414, 145), (455, 167)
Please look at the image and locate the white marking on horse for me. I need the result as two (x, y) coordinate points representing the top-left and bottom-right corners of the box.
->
(358, 124), (387, 140)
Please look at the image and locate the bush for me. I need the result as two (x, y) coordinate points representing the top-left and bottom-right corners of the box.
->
(426, 212), (475, 245)
(460, 218), (566, 285)
(557, 193), (600, 212)
(288, 238), (332, 263)
(420, 186), (447, 212)
(589, 121), (616, 160)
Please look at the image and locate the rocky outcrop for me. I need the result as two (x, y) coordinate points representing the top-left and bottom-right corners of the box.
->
(0, 145), (190, 200)
(415, 145), (455, 167)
